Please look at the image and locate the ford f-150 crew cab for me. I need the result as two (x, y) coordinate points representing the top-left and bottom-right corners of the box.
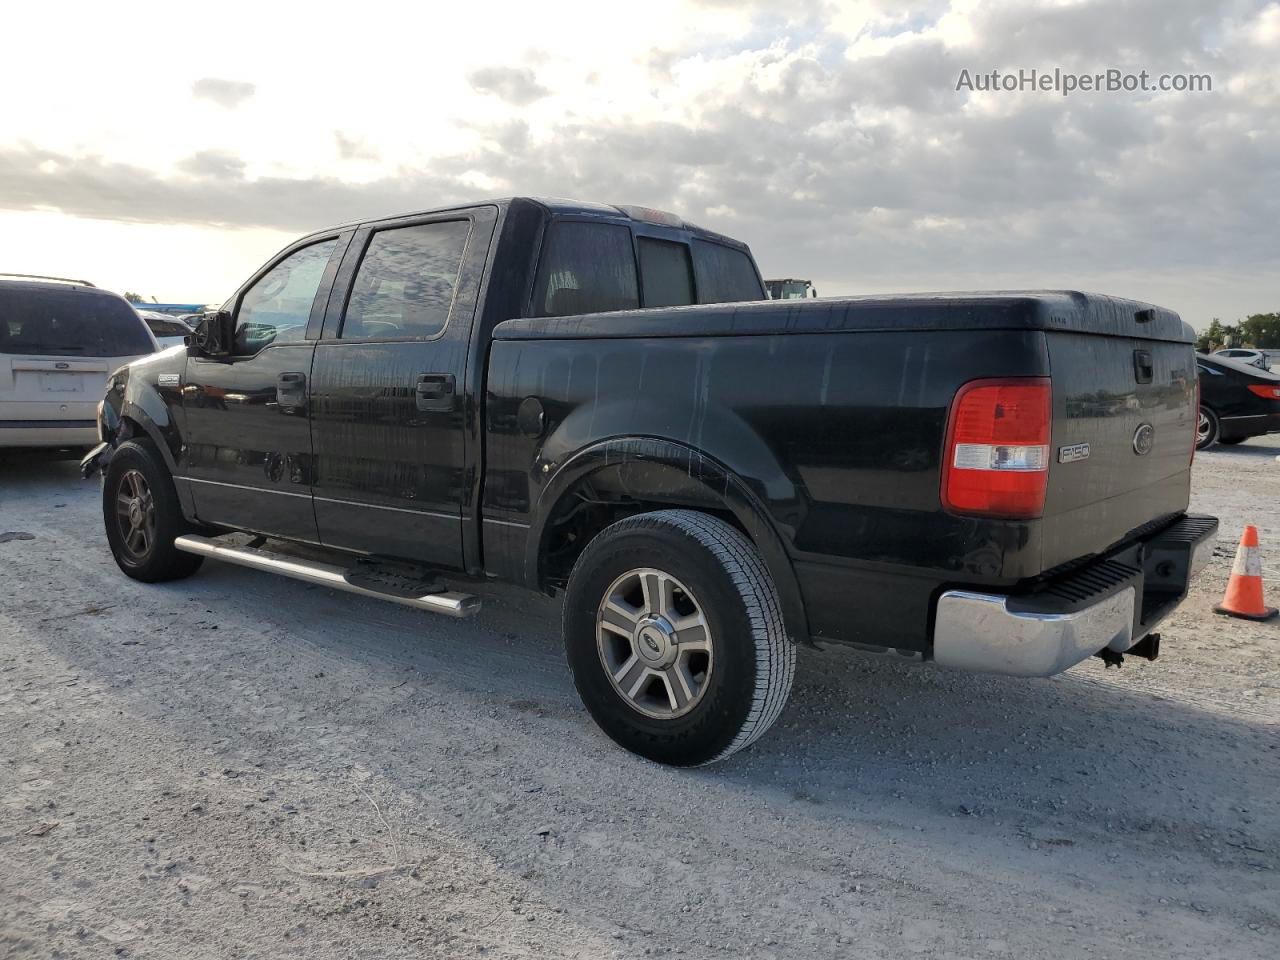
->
(83, 197), (1218, 765)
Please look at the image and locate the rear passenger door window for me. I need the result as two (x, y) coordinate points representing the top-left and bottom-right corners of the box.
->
(532, 221), (639, 317)
(340, 220), (470, 340)
(638, 238), (695, 308)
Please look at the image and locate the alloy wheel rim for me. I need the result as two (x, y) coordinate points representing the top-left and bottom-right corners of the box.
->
(115, 469), (156, 560)
(596, 567), (714, 719)
(1197, 410), (1211, 444)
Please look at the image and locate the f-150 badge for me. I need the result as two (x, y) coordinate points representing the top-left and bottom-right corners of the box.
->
(1058, 442), (1090, 463)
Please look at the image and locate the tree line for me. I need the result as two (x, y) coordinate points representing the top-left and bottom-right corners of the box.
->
(1196, 313), (1280, 352)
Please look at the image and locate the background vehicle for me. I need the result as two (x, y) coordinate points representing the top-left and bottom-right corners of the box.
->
(1196, 352), (1280, 448)
(83, 198), (1215, 765)
(1211, 347), (1271, 370)
(765, 278), (817, 299)
(1, 274), (156, 448)
(136, 309), (193, 348)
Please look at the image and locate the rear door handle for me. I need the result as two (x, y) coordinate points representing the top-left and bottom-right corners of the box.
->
(276, 371), (307, 413)
(415, 373), (455, 412)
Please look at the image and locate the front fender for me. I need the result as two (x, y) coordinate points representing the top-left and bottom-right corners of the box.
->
(530, 437), (812, 644)
(110, 351), (185, 473)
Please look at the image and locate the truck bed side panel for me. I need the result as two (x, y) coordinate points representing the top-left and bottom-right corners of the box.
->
(484, 328), (1050, 652)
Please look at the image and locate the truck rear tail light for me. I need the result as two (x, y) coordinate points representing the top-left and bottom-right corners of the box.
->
(942, 378), (1051, 518)
(1247, 383), (1280, 399)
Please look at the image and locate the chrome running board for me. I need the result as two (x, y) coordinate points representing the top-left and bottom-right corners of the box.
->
(173, 534), (480, 619)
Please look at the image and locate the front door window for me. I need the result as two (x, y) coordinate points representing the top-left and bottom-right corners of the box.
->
(235, 239), (337, 355)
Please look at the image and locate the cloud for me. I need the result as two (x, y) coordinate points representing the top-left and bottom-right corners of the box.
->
(466, 66), (550, 105)
(178, 150), (246, 179)
(191, 77), (256, 108)
(0, 145), (473, 231)
(1, 0), (1275, 325)
(335, 132), (380, 162)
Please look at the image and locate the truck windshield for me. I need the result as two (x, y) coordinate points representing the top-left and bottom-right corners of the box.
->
(766, 280), (811, 299)
(0, 288), (154, 357)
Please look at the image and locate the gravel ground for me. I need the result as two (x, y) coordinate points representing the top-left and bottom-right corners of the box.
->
(2, 437), (1277, 959)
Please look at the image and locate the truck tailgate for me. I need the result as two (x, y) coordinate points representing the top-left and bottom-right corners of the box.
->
(1041, 327), (1197, 572)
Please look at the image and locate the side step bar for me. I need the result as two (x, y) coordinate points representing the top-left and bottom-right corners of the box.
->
(174, 535), (480, 619)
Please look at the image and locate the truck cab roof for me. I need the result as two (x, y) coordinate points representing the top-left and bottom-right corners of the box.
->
(310, 197), (750, 251)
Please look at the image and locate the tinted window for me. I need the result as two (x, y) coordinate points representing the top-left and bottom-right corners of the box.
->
(236, 239), (337, 354)
(143, 315), (191, 337)
(341, 220), (470, 340)
(639, 238), (694, 308)
(533, 222), (639, 317)
(692, 240), (764, 304)
(0, 288), (153, 357)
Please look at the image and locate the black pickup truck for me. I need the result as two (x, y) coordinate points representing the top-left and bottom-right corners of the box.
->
(84, 197), (1217, 765)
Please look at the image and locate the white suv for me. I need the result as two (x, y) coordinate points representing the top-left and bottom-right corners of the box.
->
(1, 275), (157, 448)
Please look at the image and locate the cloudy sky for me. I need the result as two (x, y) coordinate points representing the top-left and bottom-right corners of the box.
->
(1, 0), (1276, 328)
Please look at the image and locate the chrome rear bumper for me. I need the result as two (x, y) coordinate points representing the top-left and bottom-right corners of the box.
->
(932, 513), (1217, 677)
(934, 587), (1136, 677)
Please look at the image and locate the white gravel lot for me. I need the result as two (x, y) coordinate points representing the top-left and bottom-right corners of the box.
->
(1, 437), (1277, 959)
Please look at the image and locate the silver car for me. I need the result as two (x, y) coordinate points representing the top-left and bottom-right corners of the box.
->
(135, 309), (195, 349)
(1, 275), (157, 448)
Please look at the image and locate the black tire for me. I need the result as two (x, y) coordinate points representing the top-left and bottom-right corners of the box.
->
(563, 509), (795, 766)
(1196, 406), (1220, 450)
(1218, 436), (1246, 446)
(102, 439), (203, 582)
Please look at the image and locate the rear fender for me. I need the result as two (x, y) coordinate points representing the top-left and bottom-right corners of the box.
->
(530, 437), (811, 644)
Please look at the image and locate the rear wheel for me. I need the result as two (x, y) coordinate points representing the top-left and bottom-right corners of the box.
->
(563, 510), (795, 766)
(103, 440), (203, 582)
(1196, 406), (1220, 450)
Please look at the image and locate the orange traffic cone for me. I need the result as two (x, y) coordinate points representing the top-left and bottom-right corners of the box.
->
(1214, 525), (1277, 621)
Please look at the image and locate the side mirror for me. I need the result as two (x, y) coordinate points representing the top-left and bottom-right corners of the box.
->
(188, 310), (233, 358)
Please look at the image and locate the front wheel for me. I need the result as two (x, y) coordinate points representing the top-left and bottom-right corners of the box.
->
(103, 440), (203, 582)
(1196, 406), (1220, 450)
(563, 510), (795, 766)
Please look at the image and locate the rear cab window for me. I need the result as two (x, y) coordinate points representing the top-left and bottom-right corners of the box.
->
(692, 239), (764, 304)
(638, 237), (694, 308)
(0, 287), (153, 357)
(531, 218), (766, 319)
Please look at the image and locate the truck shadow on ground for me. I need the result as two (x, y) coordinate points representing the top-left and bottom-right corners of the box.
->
(733, 642), (1277, 843)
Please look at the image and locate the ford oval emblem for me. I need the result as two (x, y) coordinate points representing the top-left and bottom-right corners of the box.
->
(55, 361), (69, 369)
(1132, 423), (1155, 456)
